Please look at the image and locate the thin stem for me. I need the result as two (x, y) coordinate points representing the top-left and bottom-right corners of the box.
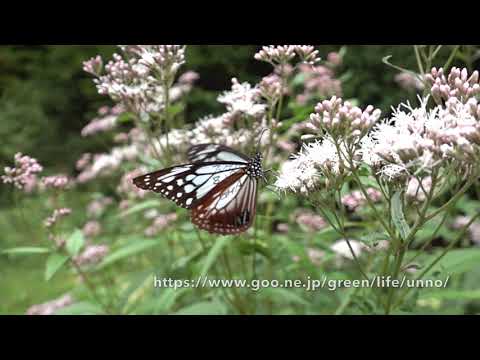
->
(414, 46), (425, 75)
(443, 46), (460, 72)
(71, 259), (112, 315)
(393, 212), (480, 309)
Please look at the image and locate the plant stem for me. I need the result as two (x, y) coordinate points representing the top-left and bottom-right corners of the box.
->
(71, 260), (112, 315)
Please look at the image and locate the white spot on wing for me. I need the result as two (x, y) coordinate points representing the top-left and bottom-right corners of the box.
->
(184, 184), (195, 193)
(162, 176), (175, 183)
(216, 151), (248, 163)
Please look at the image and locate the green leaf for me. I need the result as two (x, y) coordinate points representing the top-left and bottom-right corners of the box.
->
(45, 253), (70, 281)
(200, 236), (232, 277)
(419, 289), (480, 302)
(116, 112), (135, 124)
(391, 191), (410, 240)
(259, 288), (310, 307)
(117, 200), (162, 218)
(135, 287), (189, 314)
(174, 300), (227, 315)
(66, 229), (85, 256)
(1, 247), (51, 255)
(97, 239), (163, 269)
(154, 288), (189, 314)
(167, 103), (185, 118)
(172, 248), (206, 270)
(54, 302), (104, 315)
(424, 249), (480, 277)
(237, 239), (271, 259)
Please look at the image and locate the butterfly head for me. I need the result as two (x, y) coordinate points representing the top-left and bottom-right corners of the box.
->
(246, 152), (264, 180)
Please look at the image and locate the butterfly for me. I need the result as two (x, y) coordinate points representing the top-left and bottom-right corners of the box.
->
(132, 143), (267, 235)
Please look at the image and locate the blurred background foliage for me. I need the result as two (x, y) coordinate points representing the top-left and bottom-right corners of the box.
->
(0, 45), (429, 176)
(0, 45), (472, 314)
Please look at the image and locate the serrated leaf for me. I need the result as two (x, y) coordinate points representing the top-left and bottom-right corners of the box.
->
(97, 239), (163, 269)
(200, 236), (232, 277)
(392, 191), (410, 240)
(45, 253), (70, 281)
(66, 229), (85, 256)
(1, 247), (51, 255)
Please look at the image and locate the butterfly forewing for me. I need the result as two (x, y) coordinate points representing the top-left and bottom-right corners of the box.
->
(191, 170), (258, 235)
(132, 162), (248, 209)
(187, 144), (249, 164)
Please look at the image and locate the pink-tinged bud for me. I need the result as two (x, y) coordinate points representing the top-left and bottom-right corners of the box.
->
(468, 71), (479, 85)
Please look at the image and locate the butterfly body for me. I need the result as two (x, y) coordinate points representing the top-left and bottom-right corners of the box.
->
(133, 144), (264, 235)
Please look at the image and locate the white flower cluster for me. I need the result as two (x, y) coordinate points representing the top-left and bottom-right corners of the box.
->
(361, 95), (480, 180)
(275, 136), (347, 193)
(218, 78), (267, 120)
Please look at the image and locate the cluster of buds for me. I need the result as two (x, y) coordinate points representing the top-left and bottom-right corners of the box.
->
(341, 188), (382, 211)
(295, 211), (328, 232)
(83, 56), (103, 76)
(310, 96), (381, 140)
(86, 197), (114, 219)
(255, 45), (320, 66)
(426, 67), (480, 105)
(144, 213), (178, 237)
(92, 52), (152, 110)
(2, 153), (43, 191)
(81, 105), (123, 137)
(41, 175), (70, 191)
(121, 45), (186, 85)
(74, 245), (109, 267)
(44, 208), (72, 228)
(82, 221), (102, 238)
(296, 64), (342, 105)
(258, 74), (284, 104)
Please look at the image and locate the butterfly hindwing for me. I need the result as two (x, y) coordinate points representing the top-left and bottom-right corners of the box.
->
(191, 170), (258, 235)
(132, 162), (247, 209)
(187, 144), (249, 164)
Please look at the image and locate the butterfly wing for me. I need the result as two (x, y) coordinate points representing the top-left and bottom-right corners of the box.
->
(187, 144), (249, 163)
(191, 170), (258, 235)
(132, 162), (247, 209)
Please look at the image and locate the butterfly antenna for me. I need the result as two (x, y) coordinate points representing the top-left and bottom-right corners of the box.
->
(256, 128), (270, 154)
